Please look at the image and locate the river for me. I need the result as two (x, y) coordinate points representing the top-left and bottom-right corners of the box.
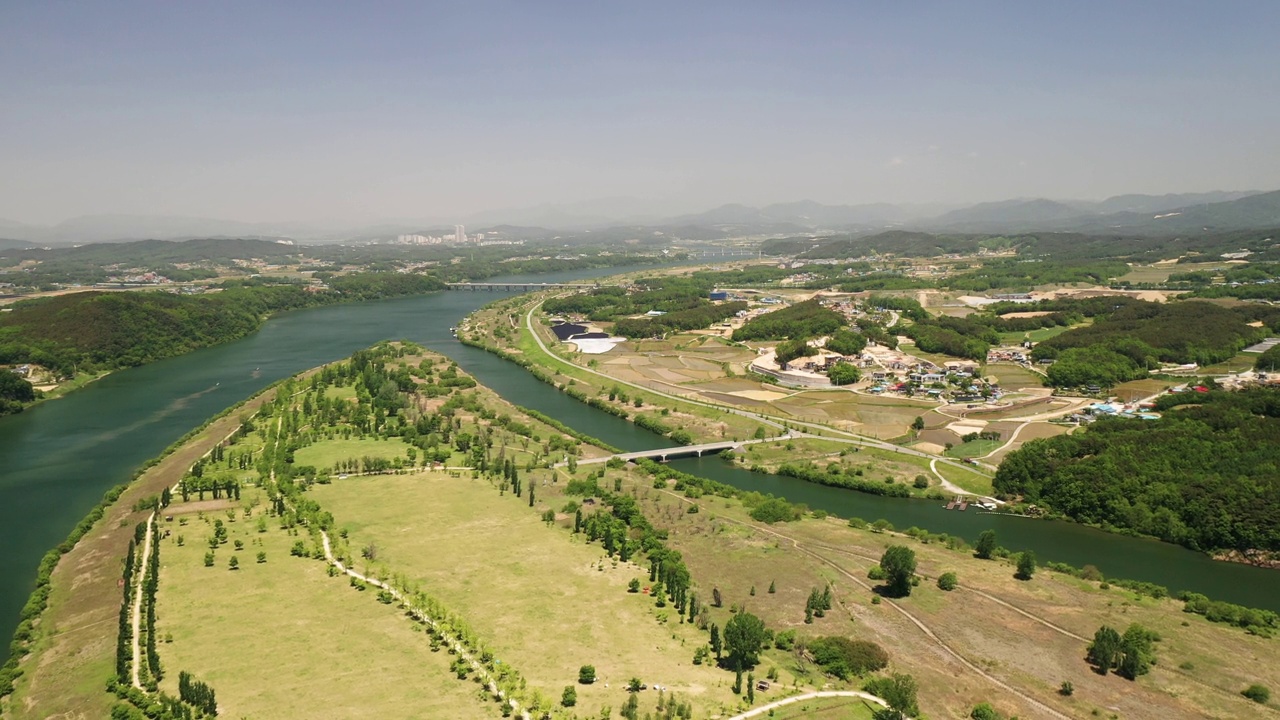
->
(2, 267), (1278, 660)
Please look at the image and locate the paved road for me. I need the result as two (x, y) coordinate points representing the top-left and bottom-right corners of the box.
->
(522, 301), (992, 480)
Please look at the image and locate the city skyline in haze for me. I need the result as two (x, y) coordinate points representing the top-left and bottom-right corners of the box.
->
(3, 1), (1279, 226)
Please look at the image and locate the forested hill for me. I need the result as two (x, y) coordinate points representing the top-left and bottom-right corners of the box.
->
(994, 388), (1280, 553)
(765, 227), (1280, 263)
(0, 273), (443, 378)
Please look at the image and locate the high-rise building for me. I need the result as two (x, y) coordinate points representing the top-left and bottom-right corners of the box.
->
(454, 225), (466, 243)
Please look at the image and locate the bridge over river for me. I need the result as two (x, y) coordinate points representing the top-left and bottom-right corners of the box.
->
(556, 435), (785, 467)
(445, 281), (618, 291)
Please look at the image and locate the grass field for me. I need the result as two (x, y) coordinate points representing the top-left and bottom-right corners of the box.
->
(998, 325), (1072, 345)
(931, 462), (995, 495)
(635, 481), (1280, 720)
(4, 386), (283, 720)
(311, 471), (741, 719)
(945, 439), (1002, 459)
(1116, 262), (1227, 285)
(983, 364), (1046, 390)
(1197, 353), (1258, 375)
(761, 695), (879, 719)
(293, 436), (416, 471)
(155, 508), (493, 720)
(737, 438), (979, 498)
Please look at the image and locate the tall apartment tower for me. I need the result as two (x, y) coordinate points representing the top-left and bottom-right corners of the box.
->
(454, 225), (466, 243)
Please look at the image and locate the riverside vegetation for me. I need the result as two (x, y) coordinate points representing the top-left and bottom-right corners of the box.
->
(6, 342), (1280, 718)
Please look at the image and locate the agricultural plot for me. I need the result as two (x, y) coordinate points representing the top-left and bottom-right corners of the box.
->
(983, 364), (1047, 390)
(998, 325), (1072, 345)
(981, 423), (1073, 465)
(1196, 354), (1257, 375)
(1111, 378), (1179, 402)
(773, 392), (928, 439)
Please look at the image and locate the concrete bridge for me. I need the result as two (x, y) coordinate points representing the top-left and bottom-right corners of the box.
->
(445, 282), (614, 292)
(557, 435), (785, 467)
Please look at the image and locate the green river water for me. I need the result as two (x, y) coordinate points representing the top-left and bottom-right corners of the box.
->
(2, 268), (1277, 661)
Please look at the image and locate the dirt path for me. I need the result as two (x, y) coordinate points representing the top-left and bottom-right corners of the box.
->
(129, 513), (155, 690)
(930, 458), (975, 497)
(725, 690), (887, 719)
(318, 531), (530, 720)
(978, 422), (1030, 459)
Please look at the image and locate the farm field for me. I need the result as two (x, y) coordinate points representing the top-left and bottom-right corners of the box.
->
(944, 438), (1002, 459)
(772, 392), (930, 440)
(1116, 262), (1229, 285)
(981, 422), (1074, 465)
(929, 460), (994, 495)
(1197, 354), (1258, 375)
(1111, 378), (1180, 403)
(998, 325), (1071, 344)
(982, 364), (1046, 390)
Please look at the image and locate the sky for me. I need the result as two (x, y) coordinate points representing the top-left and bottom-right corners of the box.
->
(2, 1), (1279, 226)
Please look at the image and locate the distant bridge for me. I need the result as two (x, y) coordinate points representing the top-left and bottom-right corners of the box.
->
(445, 282), (615, 292)
(556, 435), (785, 467)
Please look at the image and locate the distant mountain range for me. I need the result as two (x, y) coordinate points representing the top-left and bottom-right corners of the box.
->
(2, 189), (1277, 244)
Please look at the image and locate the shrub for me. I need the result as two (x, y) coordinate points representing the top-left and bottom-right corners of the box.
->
(578, 665), (596, 684)
(1242, 684), (1270, 704)
(937, 572), (958, 591)
(1015, 551), (1036, 581)
(970, 703), (1004, 720)
(807, 637), (889, 679)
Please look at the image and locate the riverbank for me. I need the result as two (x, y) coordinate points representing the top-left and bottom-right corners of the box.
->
(0, 378), (286, 718)
(461, 293), (1000, 496)
(464, 291), (1280, 581)
(8, 340), (1280, 719)
(6, 266), (1280, 687)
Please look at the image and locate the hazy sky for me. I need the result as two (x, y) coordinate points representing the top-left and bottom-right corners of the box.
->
(3, 1), (1279, 225)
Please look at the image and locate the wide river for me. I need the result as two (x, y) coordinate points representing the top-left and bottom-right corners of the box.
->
(3, 267), (1278, 659)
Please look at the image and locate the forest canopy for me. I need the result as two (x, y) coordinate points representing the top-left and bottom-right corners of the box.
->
(732, 300), (844, 341)
(0, 273), (444, 376)
(994, 388), (1280, 552)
